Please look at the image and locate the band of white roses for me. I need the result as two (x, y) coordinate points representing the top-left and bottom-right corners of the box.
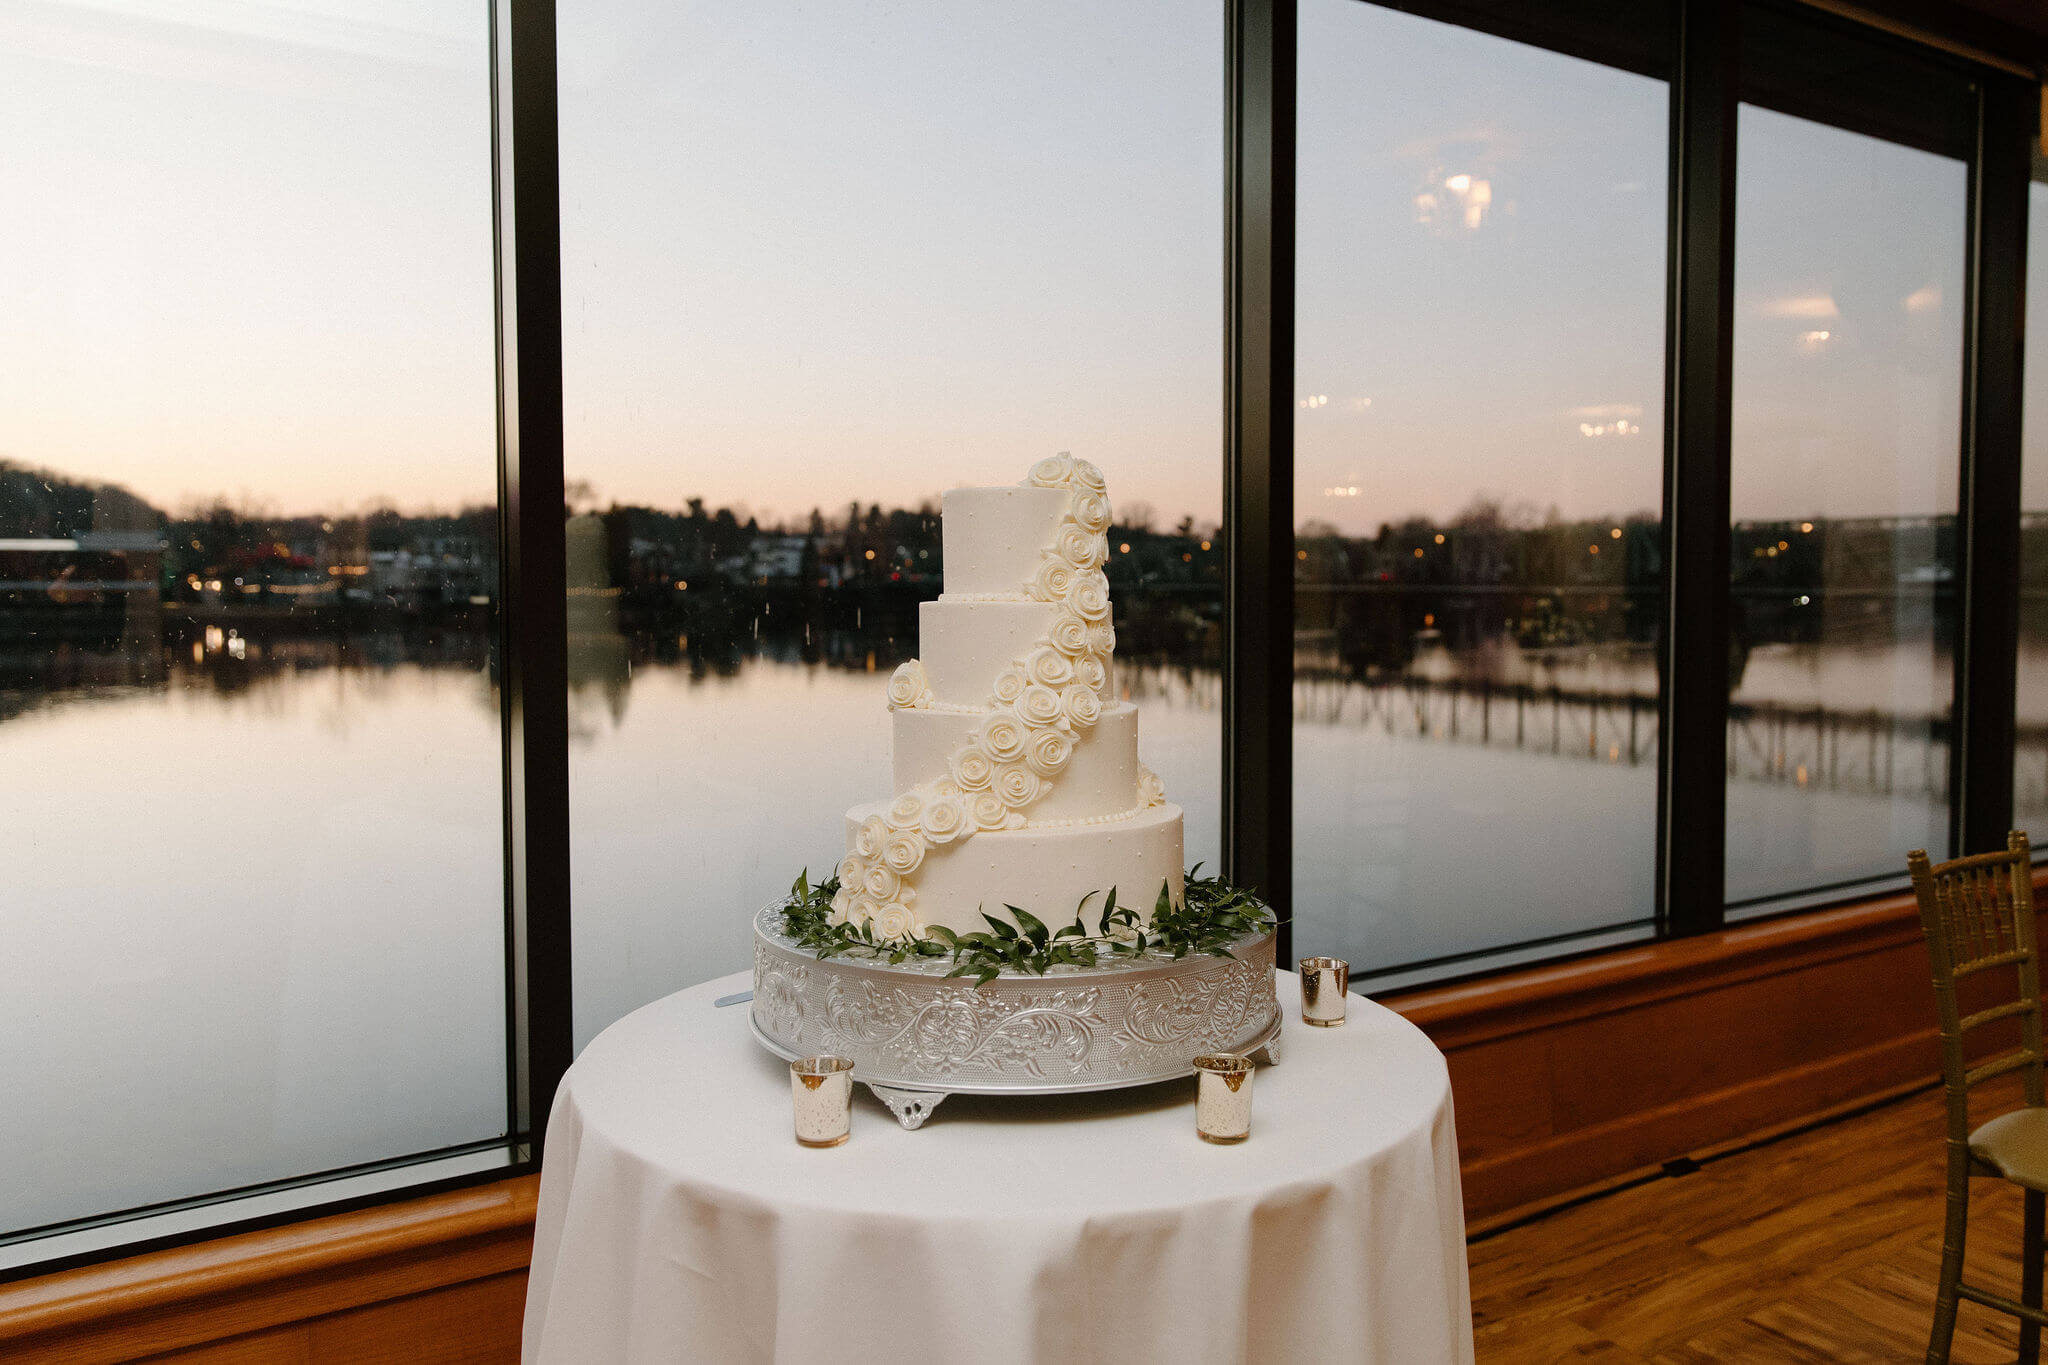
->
(830, 456), (1165, 941)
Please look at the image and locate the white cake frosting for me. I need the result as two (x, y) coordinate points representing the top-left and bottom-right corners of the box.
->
(833, 456), (1183, 939)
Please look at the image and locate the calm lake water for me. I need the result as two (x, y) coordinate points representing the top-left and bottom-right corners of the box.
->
(6, 640), (2041, 1232)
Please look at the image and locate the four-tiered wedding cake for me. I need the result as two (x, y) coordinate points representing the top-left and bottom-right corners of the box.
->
(829, 455), (1184, 939)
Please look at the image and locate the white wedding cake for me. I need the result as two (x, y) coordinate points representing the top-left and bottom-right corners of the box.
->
(831, 456), (1185, 939)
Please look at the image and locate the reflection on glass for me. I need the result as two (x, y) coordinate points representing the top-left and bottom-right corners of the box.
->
(559, 1), (1225, 1050)
(2018, 180), (2048, 828)
(0, 4), (504, 1237)
(1725, 106), (1965, 908)
(1294, 0), (1668, 978)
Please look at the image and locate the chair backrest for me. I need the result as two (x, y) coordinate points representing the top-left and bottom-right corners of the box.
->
(1908, 831), (2044, 1142)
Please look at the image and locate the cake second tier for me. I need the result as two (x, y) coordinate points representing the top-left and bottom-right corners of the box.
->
(893, 701), (1140, 822)
(842, 799), (1184, 937)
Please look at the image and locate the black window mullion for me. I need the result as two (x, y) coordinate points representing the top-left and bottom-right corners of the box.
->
(492, 0), (573, 1153)
(1658, 0), (1739, 938)
(1224, 0), (1297, 963)
(1953, 73), (2034, 857)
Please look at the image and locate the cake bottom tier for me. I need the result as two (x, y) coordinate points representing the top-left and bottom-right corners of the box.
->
(842, 801), (1185, 938)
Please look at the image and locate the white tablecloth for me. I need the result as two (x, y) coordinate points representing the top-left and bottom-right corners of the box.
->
(522, 969), (1472, 1364)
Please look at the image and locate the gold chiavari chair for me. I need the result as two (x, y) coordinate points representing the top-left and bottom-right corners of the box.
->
(1910, 832), (2048, 1365)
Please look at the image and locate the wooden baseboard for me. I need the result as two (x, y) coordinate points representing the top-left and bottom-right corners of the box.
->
(0, 1178), (537, 1364)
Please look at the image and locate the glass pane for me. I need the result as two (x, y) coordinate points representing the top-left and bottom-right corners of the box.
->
(560, 1), (1225, 1050)
(2020, 178), (2048, 831)
(1, 4), (504, 1237)
(1293, 0), (1668, 979)
(1724, 105), (1966, 908)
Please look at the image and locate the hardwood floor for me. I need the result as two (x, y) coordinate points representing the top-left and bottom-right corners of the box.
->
(1470, 1077), (2039, 1362)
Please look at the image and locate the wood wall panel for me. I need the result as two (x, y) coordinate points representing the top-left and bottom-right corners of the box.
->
(1387, 885), (1984, 1223)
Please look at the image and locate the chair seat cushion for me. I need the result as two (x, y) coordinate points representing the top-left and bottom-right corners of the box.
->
(1970, 1106), (2048, 1191)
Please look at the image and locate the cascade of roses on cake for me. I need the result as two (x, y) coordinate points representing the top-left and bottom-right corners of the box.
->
(829, 455), (1166, 940)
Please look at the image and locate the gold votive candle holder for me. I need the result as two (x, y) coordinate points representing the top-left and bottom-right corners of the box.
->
(1298, 957), (1350, 1027)
(790, 1055), (855, 1148)
(1193, 1052), (1255, 1144)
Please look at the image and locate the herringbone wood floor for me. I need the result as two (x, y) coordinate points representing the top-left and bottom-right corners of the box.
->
(1470, 1078), (2038, 1362)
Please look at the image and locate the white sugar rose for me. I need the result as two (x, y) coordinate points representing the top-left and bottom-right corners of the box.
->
(1027, 645), (1075, 688)
(874, 902), (923, 940)
(920, 792), (968, 844)
(979, 714), (1027, 763)
(886, 659), (931, 709)
(1033, 559), (1076, 602)
(1017, 684), (1064, 728)
(950, 745), (996, 792)
(846, 893), (881, 928)
(1060, 683), (1102, 729)
(991, 666), (1028, 705)
(838, 854), (864, 886)
(1028, 453), (1077, 487)
(1025, 727), (1072, 778)
(1071, 459), (1107, 494)
(862, 863), (901, 901)
(934, 778), (960, 797)
(995, 763), (1044, 809)
(887, 791), (925, 830)
(856, 816), (889, 857)
(1050, 613), (1092, 655)
(1088, 622), (1115, 655)
(881, 827), (924, 875)
(828, 886), (853, 924)
(969, 791), (1010, 831)
(1138, 766), (1166, 807)
(1076, 655), (1108, 692)
(1071, 572), (1111, 622)
(1072, 490), (1111, 534)
(1057, 526), (1106, 570)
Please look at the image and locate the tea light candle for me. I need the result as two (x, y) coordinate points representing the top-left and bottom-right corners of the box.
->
(1298, 957), (1350, 1027)
(1193, 1052), (1254, 1144)
(790, 1055), (855, 1147)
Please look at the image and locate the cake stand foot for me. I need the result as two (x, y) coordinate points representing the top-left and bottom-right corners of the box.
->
(1255, 1023), (1283, 1066)
(867, 1083), (948, 1130)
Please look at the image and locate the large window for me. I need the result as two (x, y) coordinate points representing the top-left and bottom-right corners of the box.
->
(557, 0), (1227, 1049)
(1723, 106), (1966, 907)
(2, 2), (505, 1257)
(1292, 0), (1669, 979)
(2, 0), (2036, 1279)
(2019, 173), (2048, 828)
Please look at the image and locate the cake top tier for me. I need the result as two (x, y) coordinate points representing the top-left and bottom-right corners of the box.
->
(938, 454), (1113, 599)
(940, 485), (1068, 597)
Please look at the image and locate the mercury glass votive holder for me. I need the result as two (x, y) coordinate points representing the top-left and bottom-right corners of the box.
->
(790, 1055), (856, 1148)
(1192, 1052), (1255, 1144)
(1298, 957), (1350, 1027)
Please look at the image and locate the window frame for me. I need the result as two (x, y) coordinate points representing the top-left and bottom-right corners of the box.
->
(3, 0), (2034, 1280)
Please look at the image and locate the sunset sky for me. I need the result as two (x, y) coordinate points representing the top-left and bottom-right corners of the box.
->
(3, 0), (2035, 530)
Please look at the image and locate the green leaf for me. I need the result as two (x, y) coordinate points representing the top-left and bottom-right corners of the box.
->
(1010, 905), (1050, 948)
(982, 911), (1019, 941)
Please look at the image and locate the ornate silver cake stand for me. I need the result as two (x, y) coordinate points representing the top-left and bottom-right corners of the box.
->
(750, 902), (1282, 1129)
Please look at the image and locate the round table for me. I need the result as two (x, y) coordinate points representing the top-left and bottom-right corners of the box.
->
(521, 969), (1473, 1364)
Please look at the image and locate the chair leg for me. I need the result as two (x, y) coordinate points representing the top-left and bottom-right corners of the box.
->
(1929, 1150), (1971, 1365)
(2023, 1188), (2045, 1365)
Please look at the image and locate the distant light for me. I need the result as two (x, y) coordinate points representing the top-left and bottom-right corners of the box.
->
(864, 549), (875, 560)
(1445, 173), (1472, 192)
(1796, 595), (1811, 605)
(1182, 553), (1192, 562)
(1589, 544), (1600, 555)
(1433, 533), (1445, 544)
(1800, 522), (1814, 533)
(1777, 540), (1789, 551)
(675, 580), (688, 590)
(1120, 542), (1132, 554)
(1296, 549), (1307, 560)
(1423, 614), (1435, 627)
(1412, 548), (1425, 559)
(1610, 527), (1623, 539)
(1800, 329), (1831, 346)
(1199, 540), (1211, 551)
